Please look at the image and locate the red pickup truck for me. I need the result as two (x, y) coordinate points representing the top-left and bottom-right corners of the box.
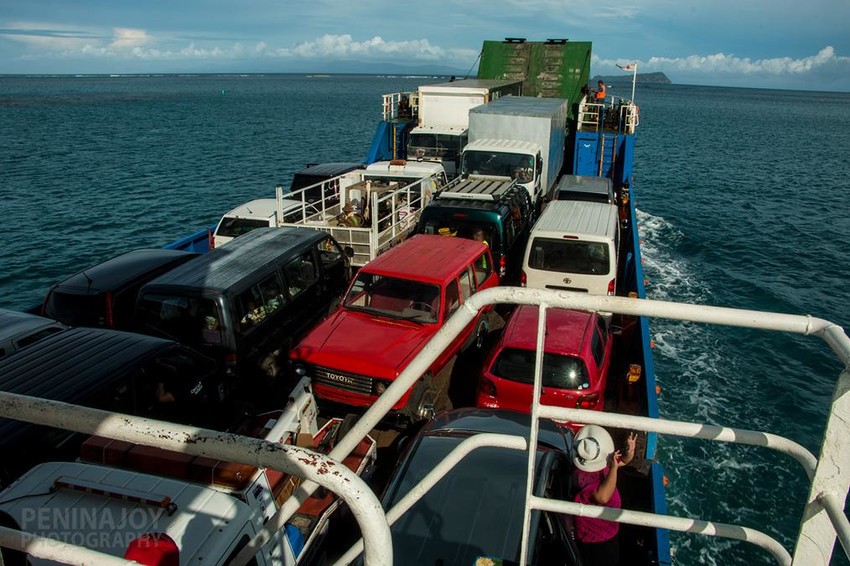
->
(290, 234), (499, 425)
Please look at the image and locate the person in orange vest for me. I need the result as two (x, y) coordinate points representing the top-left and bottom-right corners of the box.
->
(594, 80), (607, 102)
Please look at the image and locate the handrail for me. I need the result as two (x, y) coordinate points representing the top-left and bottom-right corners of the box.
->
(253, 288), (848, 565)
(0, 395), (392, 566)
(4, 290), (845, 565)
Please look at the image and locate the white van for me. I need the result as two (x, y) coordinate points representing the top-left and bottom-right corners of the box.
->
(522, 200), (619, 295)
(212, 198), (321, 248)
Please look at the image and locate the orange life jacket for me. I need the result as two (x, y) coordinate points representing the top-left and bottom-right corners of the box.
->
(595, 84), (606, 100)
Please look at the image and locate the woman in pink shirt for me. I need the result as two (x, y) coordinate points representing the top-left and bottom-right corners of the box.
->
(571, 425), (637, 566)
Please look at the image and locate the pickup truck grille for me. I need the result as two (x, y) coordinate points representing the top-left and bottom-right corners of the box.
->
(313, 366), (374, 395)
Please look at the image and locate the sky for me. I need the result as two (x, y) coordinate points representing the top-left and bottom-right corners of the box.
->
(1, 0), (849, 92)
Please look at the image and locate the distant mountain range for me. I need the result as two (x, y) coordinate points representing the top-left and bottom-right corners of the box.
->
(591, 72), (671, 85)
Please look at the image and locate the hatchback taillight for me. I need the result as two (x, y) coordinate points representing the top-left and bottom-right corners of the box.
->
(607, 278), (615, 295)
(520, 270), (527, 287)
(479, 378), (497, 398)
(577, 392), (599, 409)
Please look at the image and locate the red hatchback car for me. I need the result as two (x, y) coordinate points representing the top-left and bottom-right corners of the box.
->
(476, 305), (613, 425)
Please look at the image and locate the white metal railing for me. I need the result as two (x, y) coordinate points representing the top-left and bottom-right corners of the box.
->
(578, 100), (603, 131)
(0, 396), (392, 566)
(246, 288), (848, 566)
(578, 99), (638, 134)
(381, 91), (416, 122)
(1, 290), (847, 565)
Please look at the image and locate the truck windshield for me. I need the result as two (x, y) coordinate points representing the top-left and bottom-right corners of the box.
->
(408, 133), (465, 160)
(462, 151), (534, 182)
(344, 273), (440, 323)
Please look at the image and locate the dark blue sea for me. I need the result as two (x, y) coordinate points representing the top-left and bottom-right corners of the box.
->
(1, 74), (849, 565)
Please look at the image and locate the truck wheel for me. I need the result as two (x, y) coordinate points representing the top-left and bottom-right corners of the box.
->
(406, 374), (436, 423)
(335, 413), (360, 443)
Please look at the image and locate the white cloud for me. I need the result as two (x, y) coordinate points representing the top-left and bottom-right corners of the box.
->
(285, 34), (446, 61)
(109, 28), (151, 50)
(596, 46), (848, 76)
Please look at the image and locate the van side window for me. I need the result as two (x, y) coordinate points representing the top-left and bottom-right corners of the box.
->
(285, 254), (317, 298)
(474, 252), (492, 286)
(446, 280), (461, 316)
(238, 274), (286, 332)
(459, 268), (473, 300)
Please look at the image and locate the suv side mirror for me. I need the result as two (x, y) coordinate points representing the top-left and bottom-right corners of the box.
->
(343, 246), (355, 258)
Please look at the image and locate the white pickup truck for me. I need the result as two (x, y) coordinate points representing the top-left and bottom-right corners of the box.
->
(276, 160), (447, 266)
(0, 378), (376, 565)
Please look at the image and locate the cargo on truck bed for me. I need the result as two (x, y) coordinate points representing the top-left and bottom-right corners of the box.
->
(275, 160), (447, 266)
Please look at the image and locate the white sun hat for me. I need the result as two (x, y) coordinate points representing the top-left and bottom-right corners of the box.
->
(572, 424), (615, 472)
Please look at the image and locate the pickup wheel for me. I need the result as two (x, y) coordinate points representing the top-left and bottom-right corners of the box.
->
(406, 373), (436, 423)
(335, 413), (360, 443)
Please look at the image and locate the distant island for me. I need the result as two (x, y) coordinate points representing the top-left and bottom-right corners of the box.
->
(591, 72), (671, 85)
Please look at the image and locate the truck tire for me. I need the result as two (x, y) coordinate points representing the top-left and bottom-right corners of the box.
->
(405, 373), (436, 423)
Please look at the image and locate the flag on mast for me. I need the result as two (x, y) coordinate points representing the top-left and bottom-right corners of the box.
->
(616, 62), (639, 101)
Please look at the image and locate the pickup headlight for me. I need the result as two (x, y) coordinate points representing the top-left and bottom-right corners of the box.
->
(292, 362), (308, 377)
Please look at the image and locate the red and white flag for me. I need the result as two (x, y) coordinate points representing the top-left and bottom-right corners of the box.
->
(616, 63), (636, 71)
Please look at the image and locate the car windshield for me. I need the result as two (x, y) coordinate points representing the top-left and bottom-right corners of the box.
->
(492, 347), (590, 389)
(344, 273), (440, 323)
(384, 434), (547, 565)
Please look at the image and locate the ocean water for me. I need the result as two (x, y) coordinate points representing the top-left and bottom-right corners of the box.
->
(1, 75), (849, 565)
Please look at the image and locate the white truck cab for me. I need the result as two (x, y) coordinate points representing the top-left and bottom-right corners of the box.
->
(212, 198), (321, 249)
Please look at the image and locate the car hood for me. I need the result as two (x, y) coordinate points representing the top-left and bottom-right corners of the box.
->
(293, 309), (436, 377)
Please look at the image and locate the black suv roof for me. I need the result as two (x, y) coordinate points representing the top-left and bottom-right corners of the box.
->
(49, 249), (199, 295)
(142, 227), (327, 294)
(0, 327), (177, 401)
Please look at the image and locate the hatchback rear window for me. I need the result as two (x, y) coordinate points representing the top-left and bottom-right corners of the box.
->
(528, 237), (610, 275)
(492, 348), (589, 389)
(45, 292), (107, 327)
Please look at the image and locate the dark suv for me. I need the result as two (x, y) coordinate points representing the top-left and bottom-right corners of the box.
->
(415, 178), (534, 285)
(0, 327), (220, 481)
(41, 249), (199, 330)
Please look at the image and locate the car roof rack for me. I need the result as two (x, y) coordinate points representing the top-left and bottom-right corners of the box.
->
(436, 178), (518, 202)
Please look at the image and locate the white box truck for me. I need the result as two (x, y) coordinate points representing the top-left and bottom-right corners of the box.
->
(462, 96), (568, 211)
(407, 79), (522, 178)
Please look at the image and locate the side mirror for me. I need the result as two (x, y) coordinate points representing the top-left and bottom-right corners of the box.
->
(343, 246), (355, 258)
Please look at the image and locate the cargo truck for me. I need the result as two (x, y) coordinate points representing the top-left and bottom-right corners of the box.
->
(407, 79), (522, 178)
(461, 96), (568, 211)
